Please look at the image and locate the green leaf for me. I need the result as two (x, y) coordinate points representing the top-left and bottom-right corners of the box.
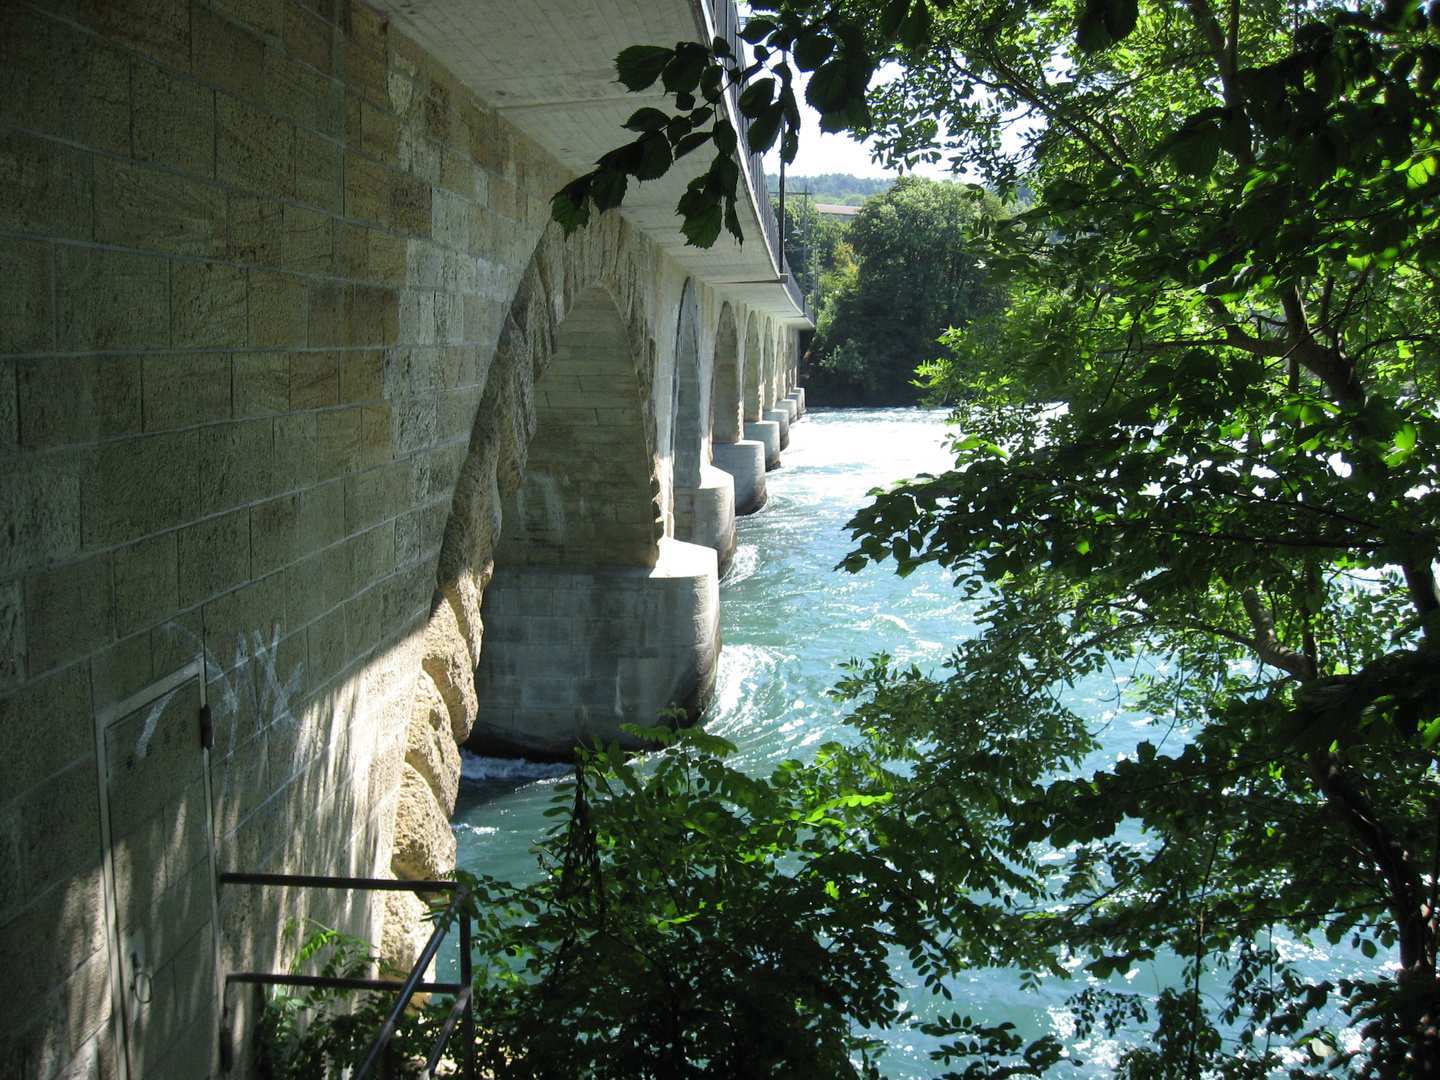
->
(737, 77), (776, 119)
(793, 29), (834, 71)
(635, 133), (672, 180)
(623, 107), (670, 132)
(806, 58), (860, 114)
(747, 100), (785, 154)
(615, 45), (672, 92)
(739, 18), (776, 45)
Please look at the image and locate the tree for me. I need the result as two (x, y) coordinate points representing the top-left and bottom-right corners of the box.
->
(806, 177), (1004, 405)
(542, 0), (1440, 1074)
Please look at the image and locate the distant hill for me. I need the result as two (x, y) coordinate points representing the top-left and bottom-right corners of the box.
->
(766, 173), (895, 207)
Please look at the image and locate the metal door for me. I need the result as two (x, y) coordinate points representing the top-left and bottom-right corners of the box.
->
(96, 661), (221, 1080)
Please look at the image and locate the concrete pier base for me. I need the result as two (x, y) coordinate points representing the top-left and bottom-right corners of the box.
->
(675, 464), (737, 574)
(776, 397), (798, 423)
(469, 538), (721, 759)
(765, 407), (791, 450)
(712, 440), (767, 514)
(787, 388), (806, 417)
(745, 420), (782, 469)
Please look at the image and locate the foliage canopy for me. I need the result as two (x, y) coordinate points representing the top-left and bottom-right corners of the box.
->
(538, 0), (1440, 1075)
(806, 176), (1005, 405)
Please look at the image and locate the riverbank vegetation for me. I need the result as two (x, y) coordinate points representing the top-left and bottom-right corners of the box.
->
(543, 0), (1440, 1073)
(249, 0), (1440, 1075)
(801, 177), (1007, 405)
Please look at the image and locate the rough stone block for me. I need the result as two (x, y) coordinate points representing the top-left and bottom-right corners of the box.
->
(307, 280), (345, 347)
(210, 0), (284, 42)
(227, 191), (282, 266)
(218, 95), (295, 199)
(17, 355), (141, 449)
(378, 887), (428, 974)
(81, 430), (200, 548)
(0, 579), (20, 693)
(0, 240), (53, 356)
(233, 351), (290, 416)
(284, 542), (350, 626)
(142, 353), (231, 430)
(346, 284), (399, 346)
(55, 246), (170, 354)
(351, 521), (396, 586)
(177, 507), (251, 607)
(361, 100), (400, 164)
(0, 127), (93, 242)
(295, 478), (345, 553)
(0, 9), (130, 155)
(272, 412), (317, 491)
(284, 1), (334, 73)
(192, 5), (265, 100)
(289, 350), (340, 409)
(84, 0), (191, 70)
(249, 495), (298, 578)
(306, 604), (348, 690)
(389, 173), (430, 235)
(389, 763), (454, 882)
(340, 350), (384, 403)
(368, 228), (407, 285)
(343, 41), (389, 108)
(113, 531), (179, 638)
(344, 152), (390, 225)
(405, 673), (460, 813)
(172, 261), (247, 349)
(279, 204), (333, 275)
(94, 156), (225, 257)
(132, 59), (214, 176)
(343, 461), (404, 534)
(265, 39), (337, 134)
(88, 630), (155, 707)
(0, 805), (21, 925)
(247, 268), (307, 348)
(0, 465), (80, 580)
(24, 552), (114, 677)
(315, 406), (361, 477)
(421, 599), (478, 742)
(200, 418), (276, 514)
(295, 128), (344, 213)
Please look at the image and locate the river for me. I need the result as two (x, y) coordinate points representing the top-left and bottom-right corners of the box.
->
(447, 406), (1363, 1076)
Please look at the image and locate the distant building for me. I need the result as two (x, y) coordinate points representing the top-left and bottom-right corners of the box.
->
(815, 203), (862, 219)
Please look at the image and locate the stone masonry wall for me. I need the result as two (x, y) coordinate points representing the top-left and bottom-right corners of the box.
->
(0, 0), (794, 1075)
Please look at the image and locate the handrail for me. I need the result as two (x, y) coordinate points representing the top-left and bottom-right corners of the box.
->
(219, 871), (476, 1080)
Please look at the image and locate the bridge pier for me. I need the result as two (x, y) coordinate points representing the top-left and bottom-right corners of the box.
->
(711, 440), (768, 515)
(765, 407), (792, 450)
(745, 420), (783, 470)
(675, 464), (738, 574)
(468, 539), (721, 759)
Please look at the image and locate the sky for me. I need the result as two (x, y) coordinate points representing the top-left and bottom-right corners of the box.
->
(758, 65), (958, 182)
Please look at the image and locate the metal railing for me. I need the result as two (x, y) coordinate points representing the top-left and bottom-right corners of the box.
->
(220, 872), (476, 1080)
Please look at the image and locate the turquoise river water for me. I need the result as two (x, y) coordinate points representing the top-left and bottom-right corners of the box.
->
(447, 407), (1367, 1076)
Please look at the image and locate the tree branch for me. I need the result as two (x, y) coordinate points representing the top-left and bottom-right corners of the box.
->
(1241, 587), (1318, 681)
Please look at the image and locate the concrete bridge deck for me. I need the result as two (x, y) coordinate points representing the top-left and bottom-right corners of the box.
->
(0, 0), (810, 1075)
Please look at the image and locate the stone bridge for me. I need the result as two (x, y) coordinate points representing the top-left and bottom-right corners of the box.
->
(0, 0), (808, 1075)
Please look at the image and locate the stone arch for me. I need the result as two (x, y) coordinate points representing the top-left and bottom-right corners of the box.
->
(672, 279), (703, 491)
(498, 283), (661, 568)
(384, 216), (663, 949)
(710, 302), (741, 443)
(762, 329), (777, 411)
(742, 310), (763, 423)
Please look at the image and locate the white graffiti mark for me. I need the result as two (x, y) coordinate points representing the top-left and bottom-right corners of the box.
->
(134, 684), (180, 759)
(162, 622), (306, 755)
